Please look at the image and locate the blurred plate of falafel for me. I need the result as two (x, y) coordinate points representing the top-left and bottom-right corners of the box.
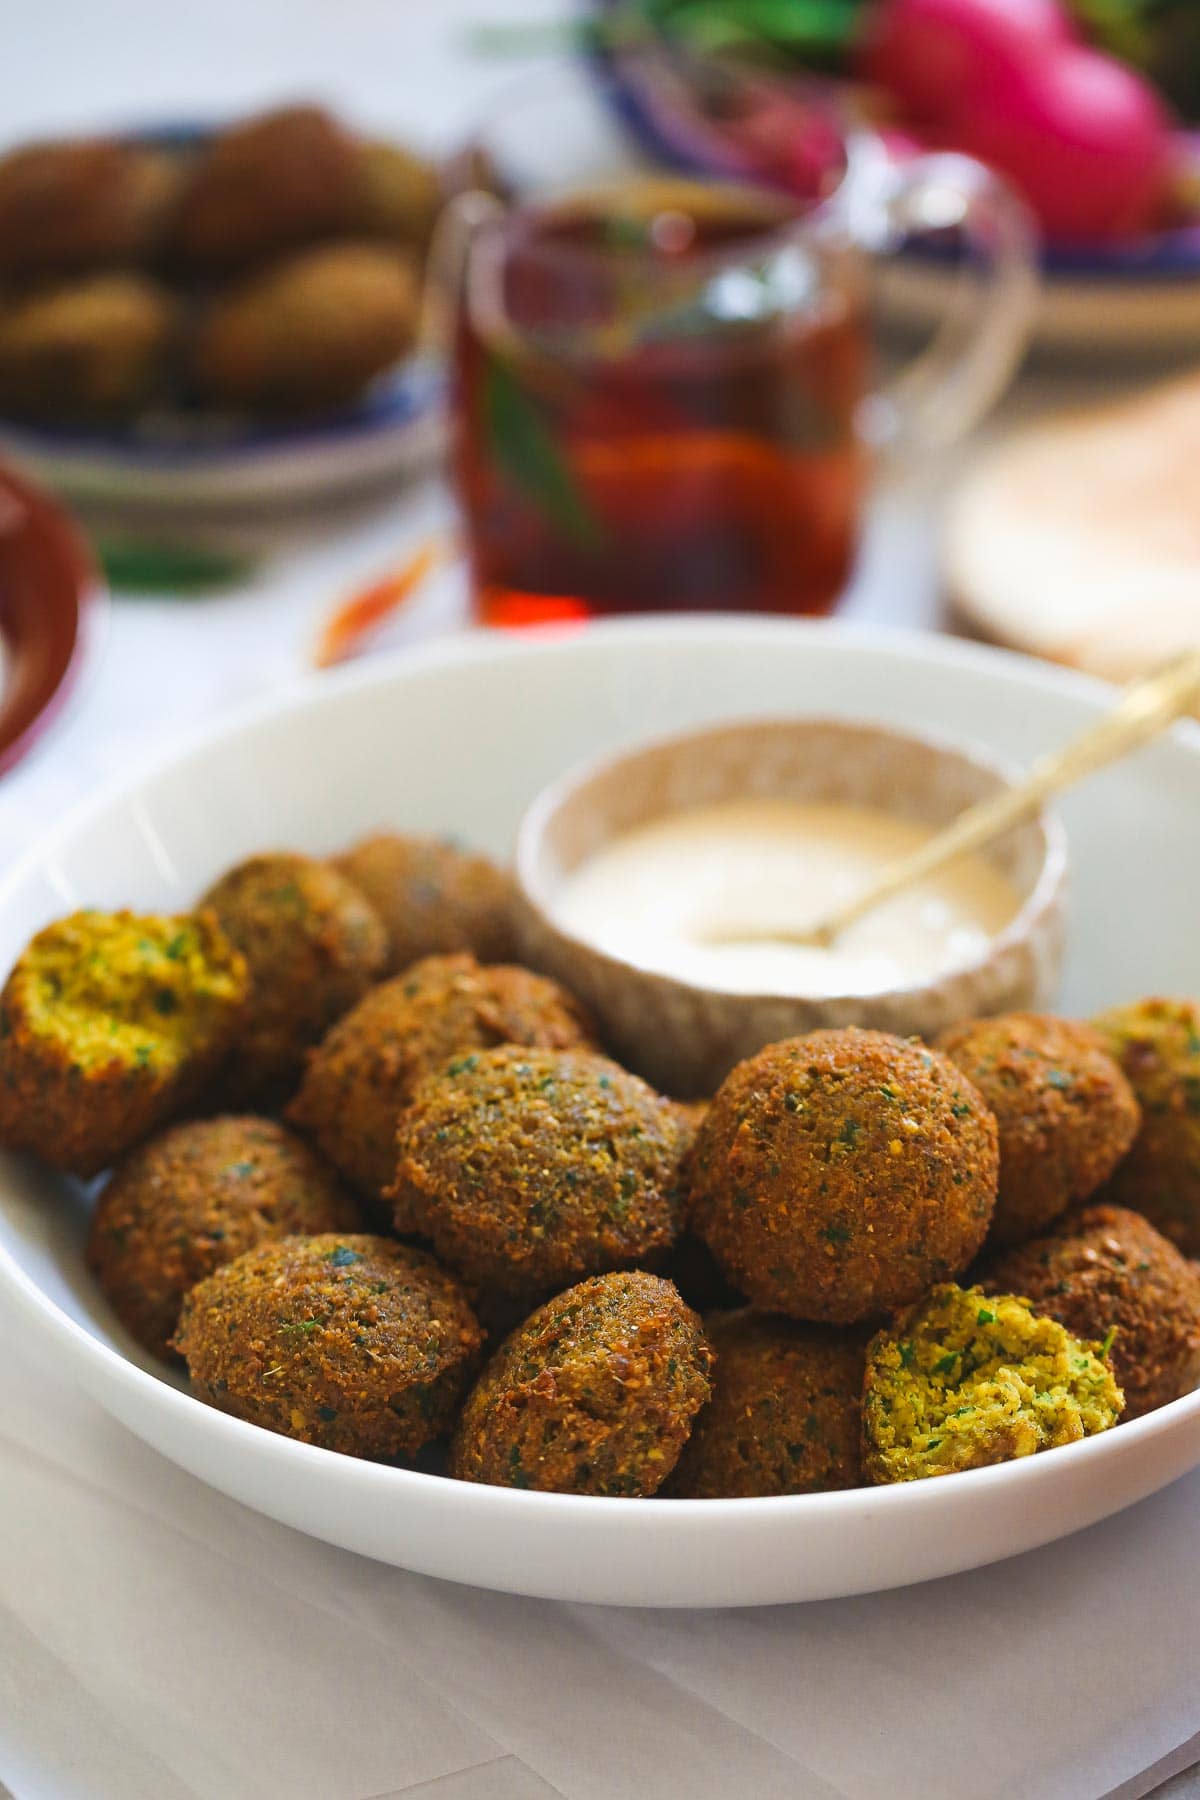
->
(0, 105), (449, 509)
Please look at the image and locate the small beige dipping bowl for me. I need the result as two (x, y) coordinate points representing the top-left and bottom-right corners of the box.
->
(515, 717), (1068, 1097)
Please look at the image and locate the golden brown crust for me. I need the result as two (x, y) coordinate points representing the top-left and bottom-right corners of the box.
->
(449, 1271), (713, 1495)
(985, 1204), (1200, 1419)
(169, 106), (360, 272)
(936, 1013), (1140, 1248)
(200, 853), (387, 1109)
(390, 1046), (689, 1315)
(1092, 998), (1200, 1255)
(0, 139), (180, 278)
(191, 242), (418, 412)
(688, 1029), (998, 1325)
(335, 833), (520, 973)
(174, 1232), (482, 1458)
(0, 274), (178, 420)
(287, 953), (595, 1203)
(667, 1311), (865, 1497)
(88, 1116), (360, 1360)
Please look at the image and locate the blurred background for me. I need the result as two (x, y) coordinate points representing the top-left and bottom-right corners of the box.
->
(1, 0), (1196, 858)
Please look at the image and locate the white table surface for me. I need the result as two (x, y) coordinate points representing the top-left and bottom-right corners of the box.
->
(2, 5), (1199, 1797)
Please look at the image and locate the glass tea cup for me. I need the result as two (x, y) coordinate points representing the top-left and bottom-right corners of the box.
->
(436, 70), (1036, 627)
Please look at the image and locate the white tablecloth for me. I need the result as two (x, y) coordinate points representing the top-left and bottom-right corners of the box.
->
(1, 5), (1198, 1796)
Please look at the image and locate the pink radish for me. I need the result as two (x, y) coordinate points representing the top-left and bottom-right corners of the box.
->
(947, 46), (1174, 240)
(860, 0), (1072, 128)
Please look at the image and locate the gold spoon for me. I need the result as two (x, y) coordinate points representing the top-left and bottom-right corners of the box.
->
(708, 649), (1200, 952)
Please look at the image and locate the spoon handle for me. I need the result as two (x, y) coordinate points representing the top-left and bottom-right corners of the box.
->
(803, 649), (1200, 948)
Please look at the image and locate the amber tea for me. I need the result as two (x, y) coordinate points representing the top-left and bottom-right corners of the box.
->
(453, 180), (870, 626)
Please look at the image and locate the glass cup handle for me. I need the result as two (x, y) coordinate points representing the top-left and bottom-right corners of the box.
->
(859, 152), (1039, 459)
(418, 188), (506, 359)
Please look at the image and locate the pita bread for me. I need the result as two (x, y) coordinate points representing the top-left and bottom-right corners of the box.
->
(946, 373), (1200, 687)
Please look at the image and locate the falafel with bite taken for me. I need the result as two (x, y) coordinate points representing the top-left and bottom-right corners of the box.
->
(0, 908), (247, 1177)
(1092, 997), (1200, 1255)
(862, 1283), (1122, 1484)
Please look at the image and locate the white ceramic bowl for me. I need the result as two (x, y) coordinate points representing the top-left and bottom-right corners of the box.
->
(1, 618), (1198, 1609)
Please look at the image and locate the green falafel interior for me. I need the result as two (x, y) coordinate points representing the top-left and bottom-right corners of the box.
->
(863, 1284), (1123, 1485)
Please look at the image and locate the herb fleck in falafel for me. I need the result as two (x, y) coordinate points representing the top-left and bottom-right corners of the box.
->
(88, 1115), (360, 1359)
(390, 1046), (689, 1315)
(1093, 998), (1200, 1255)
(174, 1233), (482, 1458)
(334, 832), (519, 973)
(688, 1029), (999, 1324)
(0, 909), (247, 1176)
(449, 1270), (713, 1495)
(288, 953), (595, 1204)
(986, 1204), (1200, 1420)
(200, 852), (387, 1108)
(936, 1013), (1140, 1248)
(862, 1283), (1122, 1483)
(668, 1311), (865, 1497)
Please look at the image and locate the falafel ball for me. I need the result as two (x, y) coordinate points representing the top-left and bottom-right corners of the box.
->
(390, 1046), (689, 1315)
(1092, 998), (1200, 1255)
(668, 1311), (865, 1497)
(985, 1204), (1200, 1420)
(936, 1013), (1140, 1248)
(174, 1232), (482, 1458)
(288, 953), (595, 1204)
(169, 105), (360, 272)
(688, 1029), (999, 1325)
(335, 832), (520, 973)
(354, 140), (442, 251)
(88, 1115), (360, 1360)
(199, 852), (387, 1108)
(449, 1270), (713, 1495)
(862, 1283), (1123, 1484)
(192, 241), (418, 412)
(0, 274), (178, 420)
(0, 138), (180, 278)
(0, 909), (248, 1177)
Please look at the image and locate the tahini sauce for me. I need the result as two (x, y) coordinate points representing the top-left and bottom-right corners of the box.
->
(553, 797), (1019, 996)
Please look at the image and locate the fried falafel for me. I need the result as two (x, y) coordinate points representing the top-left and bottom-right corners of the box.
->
(862, 1283), (1123, 1483)
(288, 953), (595, 1204)
(449, 1270), (713, 1495)
(0, 909), (247, 1176)
(199, 852), (387, 1108)
(1093, 998), (1200, 1255)
(986, 1203), (1200, 1419)
(936, 1013), (1140, 1248)
(391, 1046), (689, 1315)
(334, 832), (520, 973)
(174, 1232), (482, 1458)
(668, 1310), (865, 1497)
(688, 1029), (999, 1324)
(88, 1115), (360, 1359)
